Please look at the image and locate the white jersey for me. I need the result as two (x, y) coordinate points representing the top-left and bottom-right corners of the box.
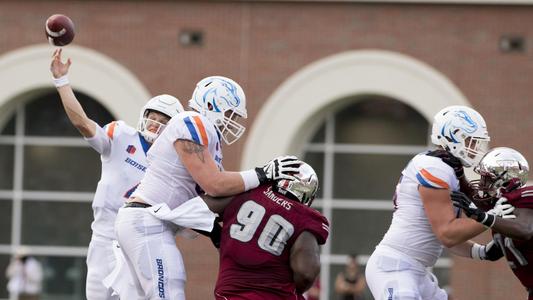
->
(85, 120), (151, 239)
(378, 153), (460, 267)
(133, 111), (223, 210)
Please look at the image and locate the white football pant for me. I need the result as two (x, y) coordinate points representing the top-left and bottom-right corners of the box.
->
(115, 206), (186, 300)
(86, 235), (119, 300)
(365, 245), (447, 300)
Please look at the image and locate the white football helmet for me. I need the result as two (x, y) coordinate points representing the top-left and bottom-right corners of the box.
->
(274, 162), (319, 207)
(188, 76), (247, 145)
(471, 147), (529, 201)
(138, 94), (184, 143)
(430, 105), (490, 167)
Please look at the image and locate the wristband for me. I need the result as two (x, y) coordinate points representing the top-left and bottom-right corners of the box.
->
(53, 75), (69, 88)
(471, 243), (485, 260)
(240, 169), (260, 191)
(477, 213), (496, 228)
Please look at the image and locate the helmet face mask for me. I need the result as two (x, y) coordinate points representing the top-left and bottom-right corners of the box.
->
(189, 76), (247, 145)
(470, 147), (529, 202)
(139, 111), (170, 143)
(274, 162), (319, 207)
(138, 94), (184, 143)
(430, 105), (490, 167)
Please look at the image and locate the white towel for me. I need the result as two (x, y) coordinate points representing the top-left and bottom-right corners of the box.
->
(147, 196), (216, 232)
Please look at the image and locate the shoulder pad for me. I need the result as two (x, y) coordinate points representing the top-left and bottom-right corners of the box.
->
(103, 120), (136, 139)
(411, 154), (454, 189)
(180, 113), (211, 146)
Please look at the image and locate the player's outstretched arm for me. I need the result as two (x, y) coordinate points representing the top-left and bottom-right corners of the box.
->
(175, 139), (247, 197)
(491, 208), (533, 240)
(420, 186), (487, 248)
(50, 48), (96, 138)
(176, 139), (300, 197)
(290, 231), (320, 294)
(451, 191), (533, 240)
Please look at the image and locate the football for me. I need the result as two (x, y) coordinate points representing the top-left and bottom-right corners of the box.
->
(45, 14), (75, 46)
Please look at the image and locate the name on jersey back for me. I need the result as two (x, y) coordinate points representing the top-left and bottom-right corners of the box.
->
(263, 186), (293, 210)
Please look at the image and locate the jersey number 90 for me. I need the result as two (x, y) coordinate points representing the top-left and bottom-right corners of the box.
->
(230, 200), (295, 256)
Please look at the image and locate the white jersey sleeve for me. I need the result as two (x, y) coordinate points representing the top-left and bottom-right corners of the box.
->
(84, 121), (117, 156)
(403, 154), (458, 191)
(166, 113), (212, 146)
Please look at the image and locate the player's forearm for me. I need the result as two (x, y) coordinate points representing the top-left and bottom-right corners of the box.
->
(203, 171), (246, 197)
(57, 85), (95, 137)
(491, 216), (533, 241)
(437, 218), (487, 247)
(448, 240), (475, 258)
(459, 176), (475, 198)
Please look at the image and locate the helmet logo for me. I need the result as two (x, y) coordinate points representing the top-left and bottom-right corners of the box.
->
(453, 110), (478, 133)
(441, 110), (478, 143)
(201, 80), (241, 112)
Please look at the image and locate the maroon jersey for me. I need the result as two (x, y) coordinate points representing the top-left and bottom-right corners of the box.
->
(495, 186), (533, 290)
(214, 184), (330, 300)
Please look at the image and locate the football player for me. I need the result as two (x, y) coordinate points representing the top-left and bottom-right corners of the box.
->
(201, 162), (329, 299)
(451, 147), (533, 299)
(50, 48), (183, 300)
(114, 75), (301, 300)
(365, 105), (496, 300)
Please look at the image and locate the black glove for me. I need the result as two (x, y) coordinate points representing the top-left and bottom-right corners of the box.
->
(209, 221), (222, 249)
(255, 155), (302, 184)
(427, 149), (464, 179)
(192, 219), (222, 249)
(451, 191), (495, 227)
(471, 238), (504, 261)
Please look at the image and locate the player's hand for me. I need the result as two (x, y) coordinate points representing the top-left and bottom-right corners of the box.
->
(426, 149), (464, 179)
(487, 197), (516, 219)
(50, 48), (71, 79)
(451, 191), (495, 227)
(450, 191), (478, 218)
(255, 155), (302, 184)
(472, 238), (504, 261)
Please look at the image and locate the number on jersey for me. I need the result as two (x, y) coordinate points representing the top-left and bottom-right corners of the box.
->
(230, 200), (295, 256)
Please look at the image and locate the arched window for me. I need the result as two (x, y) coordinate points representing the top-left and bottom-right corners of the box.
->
(0, 89), (113, 299)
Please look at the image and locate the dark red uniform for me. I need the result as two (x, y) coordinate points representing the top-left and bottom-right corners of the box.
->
(214, 184), (330, 300)
(496, 186), (533, 299)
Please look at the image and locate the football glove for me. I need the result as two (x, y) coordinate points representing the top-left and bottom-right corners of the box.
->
(487, 197), (516, 219)
(451, 191), (495, 227)
(192, 219), (222, 249)
(471, 238), (504, 261)
(255, 155), (302, 185)
(427, 149), (465, 179)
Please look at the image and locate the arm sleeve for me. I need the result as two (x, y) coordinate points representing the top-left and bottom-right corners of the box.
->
(84, 120), (113, 156)
(413, 157), (456, 190)
(170, 115), (210, 146)
(300, 209), (330, 245)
